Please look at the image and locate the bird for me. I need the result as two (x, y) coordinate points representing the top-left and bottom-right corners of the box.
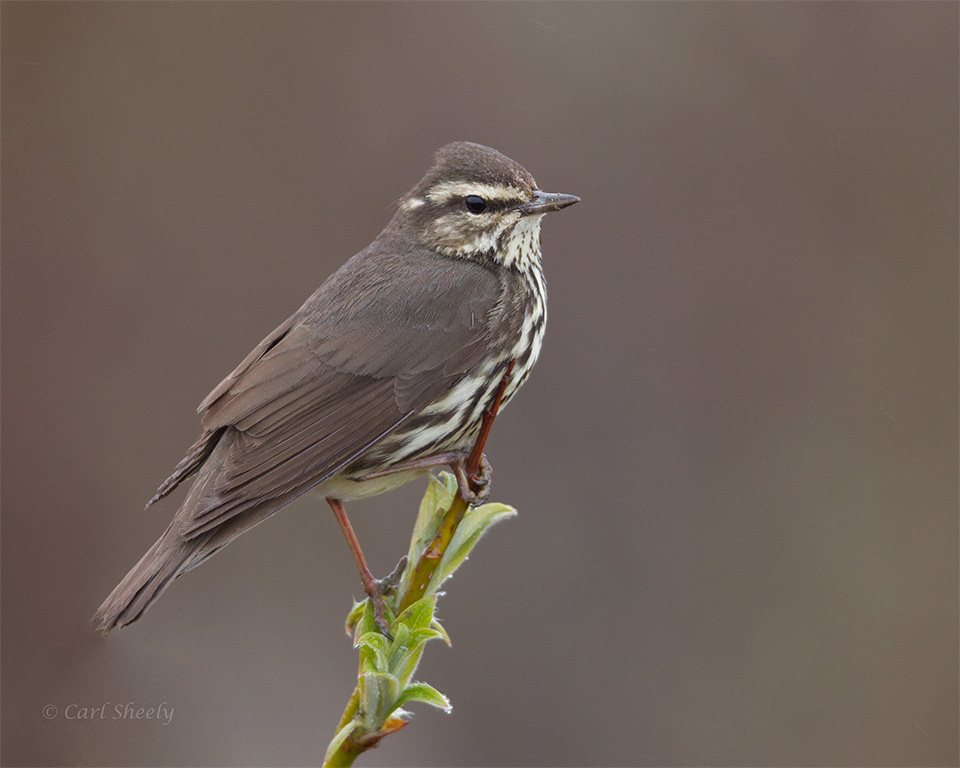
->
(92, 141), (579, 633)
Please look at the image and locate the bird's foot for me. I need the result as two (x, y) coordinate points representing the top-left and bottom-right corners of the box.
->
(362, 556), (407, 638)
(423, 451), (491, 505)
(447, 453), (491, 504)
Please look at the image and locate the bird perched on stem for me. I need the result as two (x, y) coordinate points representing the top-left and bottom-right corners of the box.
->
(93, 141), (579, 634)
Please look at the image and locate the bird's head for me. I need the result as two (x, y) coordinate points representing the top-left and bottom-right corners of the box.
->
(390, 142), (579, 268)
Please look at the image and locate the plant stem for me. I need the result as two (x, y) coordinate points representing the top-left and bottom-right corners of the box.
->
(324, 360), (515, 767)
(324, 735), (360, 768)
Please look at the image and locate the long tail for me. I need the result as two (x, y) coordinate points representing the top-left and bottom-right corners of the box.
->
(92, 430), (225, 632)
(91, 521), (214, 632)
(92, 428), (313, 633)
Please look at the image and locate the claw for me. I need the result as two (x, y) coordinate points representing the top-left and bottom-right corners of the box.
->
(368, 584), (393, 638)
(454, 454), (492, 504)
(382, 556), (408, 591)
(365, 556), (407, 638)
(468, 455), (492, 501)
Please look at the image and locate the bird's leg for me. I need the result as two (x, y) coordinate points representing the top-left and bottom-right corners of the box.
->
(354, 451), (492, 505)
(354, 361), (515, 506)
(327, 497), (406, 637)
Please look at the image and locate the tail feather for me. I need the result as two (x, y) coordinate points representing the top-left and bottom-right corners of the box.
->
(146, 428), (222, 508)
(91, 522), (212, 632)
(93, 428), (314, 633)
(93, 430), (229, 633)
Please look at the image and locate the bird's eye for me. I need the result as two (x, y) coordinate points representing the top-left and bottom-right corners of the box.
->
(464, 195), (487, 214)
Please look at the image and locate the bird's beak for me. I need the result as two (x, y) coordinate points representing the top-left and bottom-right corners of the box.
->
(516, 190), (581, 216)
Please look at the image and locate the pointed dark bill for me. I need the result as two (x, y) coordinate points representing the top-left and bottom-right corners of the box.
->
(516, 191), (581, 216)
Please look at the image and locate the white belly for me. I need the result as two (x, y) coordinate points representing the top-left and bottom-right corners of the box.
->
(310, 468), (429, 503)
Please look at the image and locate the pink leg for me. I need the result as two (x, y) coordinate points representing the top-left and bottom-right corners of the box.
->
(327, 497), (405, 636)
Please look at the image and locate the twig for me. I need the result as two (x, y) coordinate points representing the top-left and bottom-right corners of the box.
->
(324, 360), (517, 767)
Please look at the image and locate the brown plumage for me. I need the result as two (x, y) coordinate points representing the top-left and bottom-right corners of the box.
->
(93, 142), (578, 632)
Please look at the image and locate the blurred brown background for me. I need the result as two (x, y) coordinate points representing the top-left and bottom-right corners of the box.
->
(2, 2), (957, 766)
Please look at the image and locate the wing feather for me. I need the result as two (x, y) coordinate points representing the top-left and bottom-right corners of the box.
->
(168, 242), (503, 539)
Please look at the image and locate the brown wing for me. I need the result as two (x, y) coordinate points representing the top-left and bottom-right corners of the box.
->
(173, 241), (502, 538)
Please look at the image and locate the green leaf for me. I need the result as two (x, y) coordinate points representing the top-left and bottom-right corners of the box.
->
(356, 632), (390, 674)
(426, 503), (516, 594)
(397, 476), (457, 598)
(396, 682), (452, 713)
(358, 672), (400, 731)
(438, 471), (459, 498)
(385, 624), (414, 674)
(408, 627), (444, 645)
(323, 720), (359, 765)
(344, 600), (366, 637)
(391, 638), (427, 691)
(395, 595), (437, 632)
(388, 616), (445, 688)
(430, 618), (452, 646)
(412, 475), (455, 545)
(348, 599), (381, 643)
(326, 474), (515, 764)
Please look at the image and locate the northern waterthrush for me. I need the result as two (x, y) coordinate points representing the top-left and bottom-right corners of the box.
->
(93, 142), (579, 632)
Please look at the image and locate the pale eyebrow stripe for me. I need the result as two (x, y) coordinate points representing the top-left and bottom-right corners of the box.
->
(399, 197), (426, 211)
(426, 180), (526, 205)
